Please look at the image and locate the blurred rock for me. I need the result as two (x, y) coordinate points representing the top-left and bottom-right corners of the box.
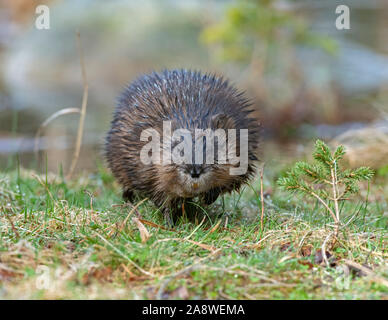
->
(331, 121), (388, 169)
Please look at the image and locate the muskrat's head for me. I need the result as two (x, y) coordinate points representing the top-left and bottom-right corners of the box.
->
(154, 114), (243, 198)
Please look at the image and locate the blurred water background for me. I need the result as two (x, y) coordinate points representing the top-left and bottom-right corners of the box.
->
(0, 0), (387, 174)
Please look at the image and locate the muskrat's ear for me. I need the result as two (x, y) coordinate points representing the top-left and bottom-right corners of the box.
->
(211, 114), (235, 129)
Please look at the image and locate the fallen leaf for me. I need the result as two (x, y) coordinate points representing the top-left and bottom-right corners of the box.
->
(82, 267), (113, 284)
(279, 242), (292, 252)
(297, 260), (314, 269)
(133, 217), (151, 243)
(209, 219), (222, 234)
(314, 249), (337, 266)
(300, 245), (313, 257)
(0, 268), (19, 282)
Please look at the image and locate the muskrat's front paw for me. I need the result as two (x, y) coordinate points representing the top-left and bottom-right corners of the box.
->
(204, 189), (221, 205)
(122, 189), (134, 202)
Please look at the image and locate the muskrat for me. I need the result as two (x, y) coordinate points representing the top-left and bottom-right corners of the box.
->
(105, 69), (260, 223)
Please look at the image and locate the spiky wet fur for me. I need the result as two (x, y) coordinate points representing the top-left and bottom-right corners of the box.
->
(105, 69), (260, 222)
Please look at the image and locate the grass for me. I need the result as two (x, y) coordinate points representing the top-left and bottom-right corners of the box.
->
(0, 158), (387, 299)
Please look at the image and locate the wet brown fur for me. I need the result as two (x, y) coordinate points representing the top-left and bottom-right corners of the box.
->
(105, 69), (260, 222)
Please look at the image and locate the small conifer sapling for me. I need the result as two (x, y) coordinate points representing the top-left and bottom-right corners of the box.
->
(278, 140), (374, 243)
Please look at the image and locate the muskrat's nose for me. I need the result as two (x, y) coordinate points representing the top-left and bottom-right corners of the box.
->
(190, 166), (201, 178)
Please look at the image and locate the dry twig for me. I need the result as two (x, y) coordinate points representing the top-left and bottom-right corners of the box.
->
(66, 31), (89, 180)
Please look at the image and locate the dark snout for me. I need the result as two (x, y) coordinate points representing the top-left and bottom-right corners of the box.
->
(189, 164), (202, 178)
